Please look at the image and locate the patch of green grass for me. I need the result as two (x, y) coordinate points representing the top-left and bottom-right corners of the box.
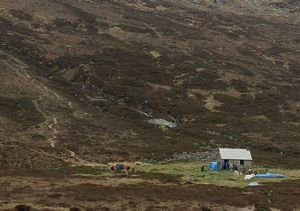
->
(137, 162), (300, 187)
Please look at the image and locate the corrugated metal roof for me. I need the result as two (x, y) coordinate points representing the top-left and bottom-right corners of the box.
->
(219, 148), (252, 160)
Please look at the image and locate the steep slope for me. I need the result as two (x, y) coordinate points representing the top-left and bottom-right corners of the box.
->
(0, 0), (299, 168)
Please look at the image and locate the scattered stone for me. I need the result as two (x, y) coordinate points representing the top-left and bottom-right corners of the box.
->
(248, 182), (260, 187)
(148, 118), (177, 128)
(163, 150), (218, 162)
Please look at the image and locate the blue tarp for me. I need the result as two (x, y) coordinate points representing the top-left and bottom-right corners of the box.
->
(255, 173), (285, 178)
(209, 162), (218, 171)
(115, 163), (125, 171)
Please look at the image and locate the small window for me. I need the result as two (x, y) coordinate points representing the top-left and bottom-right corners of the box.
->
(240, 160), (244, 165)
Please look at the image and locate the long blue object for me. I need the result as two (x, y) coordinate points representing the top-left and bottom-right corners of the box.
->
(255, 173), (285, 178)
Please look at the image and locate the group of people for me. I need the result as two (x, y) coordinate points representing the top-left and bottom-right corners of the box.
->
(110, 163), (134, 172)
(233, 168), (254, 175)
(221, 162), (238, 170)
(221, 162), (255, 175)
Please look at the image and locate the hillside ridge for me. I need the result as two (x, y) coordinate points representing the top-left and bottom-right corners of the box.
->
(0, 0), (299, 168)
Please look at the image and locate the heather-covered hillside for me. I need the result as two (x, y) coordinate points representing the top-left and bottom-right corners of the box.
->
(0, 0), (299, 168)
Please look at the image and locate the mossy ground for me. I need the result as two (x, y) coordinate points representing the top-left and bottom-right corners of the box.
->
(136, 162), (300, 187)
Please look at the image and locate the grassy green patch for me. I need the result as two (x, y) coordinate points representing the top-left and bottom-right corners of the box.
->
(137, 162), (300, 187)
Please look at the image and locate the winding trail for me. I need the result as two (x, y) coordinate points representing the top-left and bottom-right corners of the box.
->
(0, 50), (68, 102)
(48, 117), (58, 148)
(32, 96), (47, 120)
(1, 49), (60, 148)
(1, 49), (104, 166)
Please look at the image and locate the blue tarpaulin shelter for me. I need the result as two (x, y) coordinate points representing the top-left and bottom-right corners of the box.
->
(209, 162), (218, 171)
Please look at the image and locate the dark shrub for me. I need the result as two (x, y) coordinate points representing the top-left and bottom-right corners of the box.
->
(14, 205), (32, 211)
(70, 208), (81, 211)
(202, 206), (212, 211)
